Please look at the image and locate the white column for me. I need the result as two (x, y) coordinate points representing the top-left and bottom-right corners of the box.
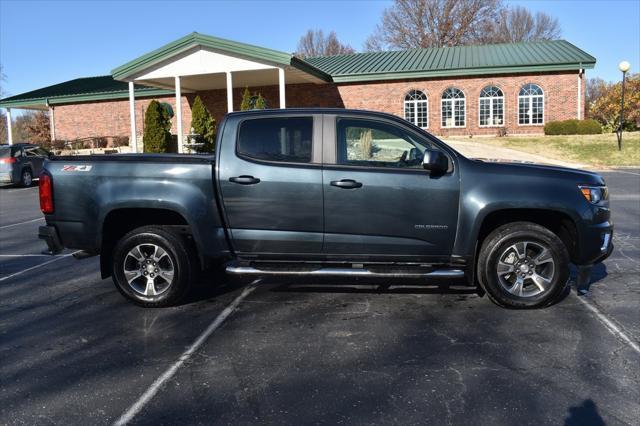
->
(278, 67), (286, 109)
(49, 106), (56, 142)
(175, 76), (183, 154)
(128, 82), (137, 153)
(577, 69), (582, 120)
(226, 71), (233, 112)
(5, 108), (12, 145)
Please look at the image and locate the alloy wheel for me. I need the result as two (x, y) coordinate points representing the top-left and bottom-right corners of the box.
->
(496, 241), (555, 298)
(123, 244), (175, 296)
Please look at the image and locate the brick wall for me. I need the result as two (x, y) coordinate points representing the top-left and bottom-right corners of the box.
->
(52, 71), (581, 140)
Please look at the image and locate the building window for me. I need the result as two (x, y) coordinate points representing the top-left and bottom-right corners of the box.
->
(441, 88), (465, 128)
(518, 83), (544, 125)
(479, 86), (504, 127)
(404, 90), (428, 128)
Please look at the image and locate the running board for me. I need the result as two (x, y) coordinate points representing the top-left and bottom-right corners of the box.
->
(225, 266), (465, 279)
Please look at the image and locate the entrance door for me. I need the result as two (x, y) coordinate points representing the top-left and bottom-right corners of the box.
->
(322, 116), (460, 262)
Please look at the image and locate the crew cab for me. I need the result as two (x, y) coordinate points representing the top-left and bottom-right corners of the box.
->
(38, 109), (613, 308)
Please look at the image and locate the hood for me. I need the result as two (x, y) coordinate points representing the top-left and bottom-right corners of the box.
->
(469, 158), (605, 186)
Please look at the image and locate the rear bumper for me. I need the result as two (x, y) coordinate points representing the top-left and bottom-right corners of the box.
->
(38, 225), (64, 255)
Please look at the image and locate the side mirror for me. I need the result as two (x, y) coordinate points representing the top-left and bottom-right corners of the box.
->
(422, 149), (449, 174)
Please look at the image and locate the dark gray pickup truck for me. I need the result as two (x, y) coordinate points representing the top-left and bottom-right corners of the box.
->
(38, 109), (613, 308)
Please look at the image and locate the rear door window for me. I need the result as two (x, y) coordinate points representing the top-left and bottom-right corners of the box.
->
(237, 117), (313, 163)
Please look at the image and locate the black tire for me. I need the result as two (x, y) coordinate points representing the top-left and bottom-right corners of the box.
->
(477, 222), (569, 309)
(20, 168), (33, 187)
(112, 226), (196, 307)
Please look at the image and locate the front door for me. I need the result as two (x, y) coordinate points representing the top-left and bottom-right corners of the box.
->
(218, 115), (324, 256)
(322, 116), (460, 262)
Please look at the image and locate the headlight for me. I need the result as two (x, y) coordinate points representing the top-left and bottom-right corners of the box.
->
(579, 185), (608, 204)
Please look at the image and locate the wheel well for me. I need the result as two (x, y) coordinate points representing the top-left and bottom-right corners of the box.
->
(476, 209), (578, 261)
(100, 208), (190, 279)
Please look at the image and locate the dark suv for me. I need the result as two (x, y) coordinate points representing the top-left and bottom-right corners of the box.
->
(0, 143), (51, 187)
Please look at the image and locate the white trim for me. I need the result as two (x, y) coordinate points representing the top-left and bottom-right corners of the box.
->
(403, 90), (429, 129)
(226, 71), (233, 112)
(577, 69), (583, 119)
(278, 67), (286, 109)
(128, 82), (137, 153)
(49, 106), (56, 141)
(5, 108), (13, 145)
(175, 76), (183, 154)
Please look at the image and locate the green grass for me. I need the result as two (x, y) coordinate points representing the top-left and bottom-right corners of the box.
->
(451, 132), (640, 167)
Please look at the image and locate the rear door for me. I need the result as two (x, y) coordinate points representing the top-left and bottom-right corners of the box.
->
(218, 114), (324, 256)
(321, 115), (460, 262)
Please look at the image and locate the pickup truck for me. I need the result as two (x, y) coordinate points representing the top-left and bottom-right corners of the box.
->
(38, 109), (613, 309)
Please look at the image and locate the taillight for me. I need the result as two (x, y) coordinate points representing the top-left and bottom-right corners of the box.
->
(0, 157), (17, 164)
(39, 172), (54, 214)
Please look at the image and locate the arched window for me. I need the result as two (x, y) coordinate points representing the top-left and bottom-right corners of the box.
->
(479, 86), (504, 127)
(404, 90), (428, 128)
(518, 84), (544, 125)
(441, 88), (465, 128)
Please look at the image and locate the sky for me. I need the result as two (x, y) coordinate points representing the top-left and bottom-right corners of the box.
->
(0, 0), (639, 100)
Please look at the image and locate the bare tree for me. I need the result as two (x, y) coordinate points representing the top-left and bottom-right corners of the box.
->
(364, 0), (502, 51)
(485, 6), (561, 43)
(296, 30), (355, 57)
(0, 66), (7, 144)
(364, 0), (561, 51)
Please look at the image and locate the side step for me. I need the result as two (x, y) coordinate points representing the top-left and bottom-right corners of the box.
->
(225, 266), (465, 279)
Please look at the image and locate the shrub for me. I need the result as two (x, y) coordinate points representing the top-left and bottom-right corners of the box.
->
(544, 119), (579, 135)
(189, 96), (216, 153)
(240, 87), (252, 111)
(254, 94), (267, 109)
(51, 140), (67, 150)
(112, 136), (130, 147)
(143, 100), (172, 153)
(576, 119), (602, 134)
(94, 137), (108, 148)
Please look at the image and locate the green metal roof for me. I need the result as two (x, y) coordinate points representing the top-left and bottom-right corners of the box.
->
(111, 32), (332, 82)
(0, 76), (172, 109)
(306, 40), (595, 82)
(1, 37), (595, 109)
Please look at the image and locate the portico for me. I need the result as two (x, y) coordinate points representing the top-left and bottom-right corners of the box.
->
(112, 32), (330, 153)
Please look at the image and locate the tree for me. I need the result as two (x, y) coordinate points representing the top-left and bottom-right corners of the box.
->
(296, 30), (355, 57)
(240, 87), (252, 111)
(484, 6), (561, 44)
(364, 0), (561, 51)
(143, 100), (172, 153)
(23, 111), (51, 145)
(588, 73), (639, 132)
(189, 95), (216, 152)
(585, 77), (609, 116)
(254, 94), (267, 110)
(0, 65), (7, 144)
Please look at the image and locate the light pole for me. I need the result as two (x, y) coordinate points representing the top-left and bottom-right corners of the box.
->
(616, 61), (631, 150)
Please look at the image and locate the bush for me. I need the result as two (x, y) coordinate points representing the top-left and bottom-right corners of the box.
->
(94, 137), (108, 148)
(143, 100), (172, 153)
(51, 140), (67, 150)
(112, 136), (130, 147)
(240, 87), (252, 111)
(189, 96), (216, 153)
(577, 119), (602, 134)
(544, 119), (596, 135)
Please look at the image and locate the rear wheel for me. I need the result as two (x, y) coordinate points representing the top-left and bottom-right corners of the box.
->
(21, 169), (33, 187)
(478, 222), (569, 309)
(112, 226), (195, 307)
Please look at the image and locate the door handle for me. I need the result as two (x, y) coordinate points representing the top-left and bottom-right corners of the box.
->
(229, 175), (261, 185)
(330, 179), (363, 189)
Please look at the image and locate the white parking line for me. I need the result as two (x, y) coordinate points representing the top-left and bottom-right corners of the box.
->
(3, 186), (38, 193)
(575, 295), (640, 355)
(609, 169), (640, 176)
(113, 282), (258, 426)
(0, 254), (66, 257)
(0, 251), (80, 282)
(0, 217), (44, 229)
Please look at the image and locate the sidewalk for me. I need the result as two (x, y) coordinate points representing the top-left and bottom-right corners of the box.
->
(443, 139), (588, 169)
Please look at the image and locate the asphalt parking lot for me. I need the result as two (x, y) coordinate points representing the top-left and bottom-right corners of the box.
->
(1, 169), (639, 425)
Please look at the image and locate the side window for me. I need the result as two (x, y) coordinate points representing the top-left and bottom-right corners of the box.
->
(237, 117), (313, 163)
(24, 147), (37, 157)
(337, 118), (430, 169)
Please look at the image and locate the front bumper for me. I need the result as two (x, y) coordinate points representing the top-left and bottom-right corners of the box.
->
(577, 220), (613, 265)
(38, 225), (64, 255)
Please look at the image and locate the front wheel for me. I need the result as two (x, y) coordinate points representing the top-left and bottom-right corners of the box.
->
(112, 226), (196, 307)
(477, 222), (570, 309)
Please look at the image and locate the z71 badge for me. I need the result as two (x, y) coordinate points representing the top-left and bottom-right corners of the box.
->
(62, 165), (92, 172)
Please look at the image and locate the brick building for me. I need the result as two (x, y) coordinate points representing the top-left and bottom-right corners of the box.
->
(0, 33), (595, 152)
